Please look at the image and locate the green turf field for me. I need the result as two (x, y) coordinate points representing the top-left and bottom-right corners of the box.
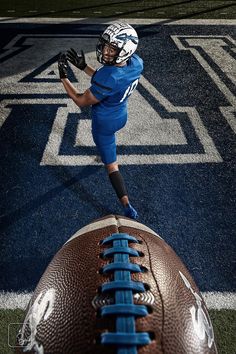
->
(0, 309), (235, 353)
(0, 0), (235, 19)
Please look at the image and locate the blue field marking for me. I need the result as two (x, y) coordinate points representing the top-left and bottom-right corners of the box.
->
(0, 22), (235, 296)
(20, 53), (79, 83)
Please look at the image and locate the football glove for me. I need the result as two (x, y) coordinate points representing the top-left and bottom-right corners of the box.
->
(58, 53), (68, 79)
(66, 48), (87, 70)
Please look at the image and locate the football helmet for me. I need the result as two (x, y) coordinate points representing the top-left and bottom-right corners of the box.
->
(96, 22), (139, 65)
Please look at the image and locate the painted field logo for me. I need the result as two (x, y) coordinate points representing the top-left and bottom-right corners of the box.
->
(14, 288), (56, 351)
(179, 271), (215, 348)
(1, 34), (235, 165)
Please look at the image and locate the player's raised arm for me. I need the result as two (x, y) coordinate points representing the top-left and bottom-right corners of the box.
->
(66, 48), (95, 77)
(58, 53), (99, 107)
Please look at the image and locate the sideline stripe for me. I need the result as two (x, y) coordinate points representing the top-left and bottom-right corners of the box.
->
(0, 17), (235, 25)
(0, 292), (235, 310)
(0, 292), (33, 310)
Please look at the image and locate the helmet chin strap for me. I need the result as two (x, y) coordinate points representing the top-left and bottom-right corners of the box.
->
(102, 55), (118, 66)
(102, 57), (127, 66)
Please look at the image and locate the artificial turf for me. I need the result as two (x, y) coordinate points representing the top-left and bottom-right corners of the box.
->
(0, 0), (235, 19)
(0, 309), (235, 353)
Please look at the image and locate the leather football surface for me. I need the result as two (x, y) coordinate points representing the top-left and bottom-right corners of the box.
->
(16, 215), (217, 354)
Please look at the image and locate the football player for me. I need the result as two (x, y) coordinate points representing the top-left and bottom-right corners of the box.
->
(58, 22), (143, 219)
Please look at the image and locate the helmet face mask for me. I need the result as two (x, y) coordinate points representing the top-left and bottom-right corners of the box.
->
(96, 37), (121, 66)
(96, 22), (139, 65)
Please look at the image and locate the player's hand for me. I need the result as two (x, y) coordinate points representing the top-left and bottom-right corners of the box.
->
(58, 53), (68, 79)
(66, 48), (87, 70)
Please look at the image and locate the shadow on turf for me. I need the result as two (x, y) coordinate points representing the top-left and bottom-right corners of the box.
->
(0, 0), (139, 21)
(0, 164), (112, 232)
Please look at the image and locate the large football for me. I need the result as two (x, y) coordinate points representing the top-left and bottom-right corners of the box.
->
(16, 215), (217, 354)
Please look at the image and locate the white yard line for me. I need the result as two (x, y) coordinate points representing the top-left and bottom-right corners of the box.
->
(0, 291), (235, 310)
(0, 17), (235, 25)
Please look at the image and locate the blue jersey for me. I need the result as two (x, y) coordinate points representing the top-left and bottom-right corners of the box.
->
(90, 54), (143, 125)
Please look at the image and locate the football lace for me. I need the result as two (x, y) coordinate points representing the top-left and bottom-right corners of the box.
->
(98, 232), (151, 352)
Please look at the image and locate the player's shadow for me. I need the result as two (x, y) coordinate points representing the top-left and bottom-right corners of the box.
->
(0, 162), (116, 233)
(0, 102), (114, 234)
(0, 170), (78, 226)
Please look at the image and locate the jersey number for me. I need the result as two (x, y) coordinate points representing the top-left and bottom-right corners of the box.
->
(120, 79), (139, 102)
